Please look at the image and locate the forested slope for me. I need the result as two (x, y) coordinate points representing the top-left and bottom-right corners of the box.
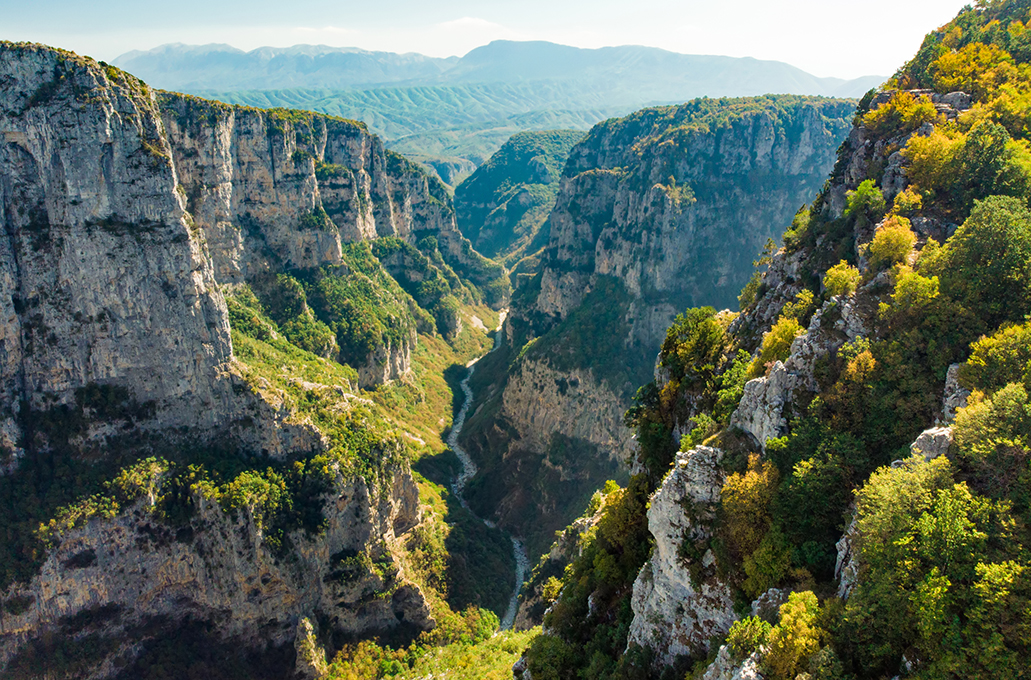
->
(519, 2), (1031, 678)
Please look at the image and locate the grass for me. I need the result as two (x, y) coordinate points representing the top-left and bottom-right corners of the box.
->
(397, 628), (539, 680)
(369, 303), (498, 453)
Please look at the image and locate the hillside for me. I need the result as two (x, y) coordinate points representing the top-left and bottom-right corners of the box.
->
(517, 1), (1031, 678)
(454, 129), (585, 266)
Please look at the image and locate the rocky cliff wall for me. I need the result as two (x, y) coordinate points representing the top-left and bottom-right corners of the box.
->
(0, 44), (237, 461)
(626, 445), (735, 665)
(0, 43), (445, 674)
(0, 461), (430, 671)
(159, 92), (487, 284)
(537, 98), (854, 343)
(462, 97), (854, 560)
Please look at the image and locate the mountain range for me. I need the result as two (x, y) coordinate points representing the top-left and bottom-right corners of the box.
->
(113, 41), (883, 99)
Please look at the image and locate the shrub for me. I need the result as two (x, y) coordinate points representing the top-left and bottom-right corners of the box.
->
(713, 350), (753, 423)
(903, 129), (964, 194)
(280, 314), (338, 359)
(658, 307), (727, 389)
(763, 591), (822, 680)
(878, 267), (939, 323)
(904, 122), (1031, 213)
(953, 383), (1031, 495)
(960, 321), (1031, 393)
(727, 616), (772, 660)
(781, 289), (815, 322)
(748, 316), (803, 379)
(891, 187), (923, 216)
(844, 180), (886, 224)
(721, 454), (779, 559)
(823, 261), (861, 297)
(862, 91), (938, 136)
(867, 215), (916, 269)
(952, 121), (1031, 210)
(774, 455), (851, 576)
(782, 206), (811, 251)
(742, 529), (793, 598)
(681, 413), (718, 450)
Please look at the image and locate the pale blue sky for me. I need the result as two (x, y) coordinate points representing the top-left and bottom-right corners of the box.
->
(2, 0), (971, 79)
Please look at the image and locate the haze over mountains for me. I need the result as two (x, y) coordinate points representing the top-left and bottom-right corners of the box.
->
(114, 41), (883, 98)
(112, 41), (884, 185)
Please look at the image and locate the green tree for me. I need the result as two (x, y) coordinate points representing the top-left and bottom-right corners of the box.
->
(867, 215), (916, 269)
(936, 195), (1031, 327)
(844, 180), (886, 226)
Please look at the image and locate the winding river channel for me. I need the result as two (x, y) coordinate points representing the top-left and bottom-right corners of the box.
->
(446, 311), (530, 630)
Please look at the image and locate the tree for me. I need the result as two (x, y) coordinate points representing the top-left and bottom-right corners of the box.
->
(867, 215), (916, 269)
(721, 454), (779, 559)
(823, 261), (861, 297)
(844, 180), (886, 226)
(937, 195), (1031, 326)
(764, 591), (822, 680)
(748, 316), (804, 379)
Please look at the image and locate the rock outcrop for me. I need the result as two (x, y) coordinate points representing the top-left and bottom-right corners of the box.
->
(626, 446), (735, 665)
(700, 645), (766, 680)
(941, 363), (970, 423)
(0, 461), (430, 669)
(500, 361), (633, 459)
(909, 426), (953, 461)
(730, 300), (841, 448)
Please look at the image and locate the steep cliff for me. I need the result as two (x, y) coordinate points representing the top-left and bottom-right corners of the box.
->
(0, 42), (508, 676)
(461, 96), (854, 559)
(159, 91), (508, 305)
(1, 457), (430, 677)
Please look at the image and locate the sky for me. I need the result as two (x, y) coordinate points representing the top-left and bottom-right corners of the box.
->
(1, 0), (972, 80)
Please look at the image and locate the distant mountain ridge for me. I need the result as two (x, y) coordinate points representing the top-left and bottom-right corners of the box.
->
(113, 41), (881, 186)
(114, 40), (882, 98)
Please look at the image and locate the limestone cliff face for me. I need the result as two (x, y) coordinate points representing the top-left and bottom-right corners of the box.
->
(626, 446), (735, 665)
(536, 98), (855, 344)
(0, 44), (236, 461)
(159, 93), (484, 284)
(0, 461), (430, 670)
(500, 360), (632, 460)
(0, 43), (440, 673)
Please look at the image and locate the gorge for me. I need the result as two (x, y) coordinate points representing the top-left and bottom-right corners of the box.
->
(4, 1), (1031, 677)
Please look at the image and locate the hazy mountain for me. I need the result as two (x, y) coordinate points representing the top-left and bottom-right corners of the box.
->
(112, 42), (458, 90)
(114, 40), (882, 98)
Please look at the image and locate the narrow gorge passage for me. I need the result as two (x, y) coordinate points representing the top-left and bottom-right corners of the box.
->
(446, 310), (530, 630)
